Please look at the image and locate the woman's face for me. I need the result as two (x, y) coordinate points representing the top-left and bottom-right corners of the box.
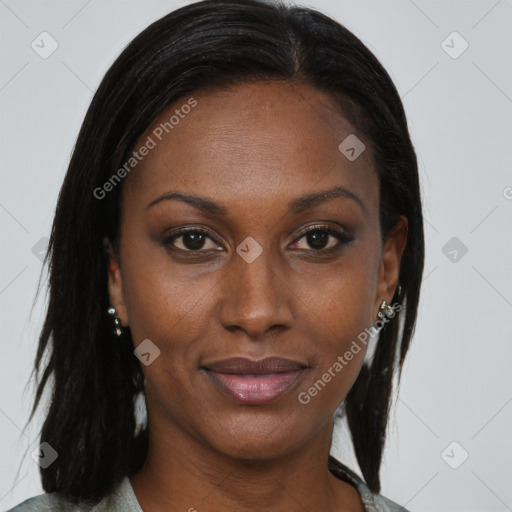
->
(107, 80), (406, 461)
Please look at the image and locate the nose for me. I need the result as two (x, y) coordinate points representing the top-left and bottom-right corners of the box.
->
(219, 245), (294, 340)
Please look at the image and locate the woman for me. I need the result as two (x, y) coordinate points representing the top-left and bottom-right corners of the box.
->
(9, 0), (424, 510)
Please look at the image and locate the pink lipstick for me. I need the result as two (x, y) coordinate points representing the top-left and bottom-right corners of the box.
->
(202, 357), (308, 404)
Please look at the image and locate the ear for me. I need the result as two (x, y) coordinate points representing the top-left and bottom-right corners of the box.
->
(103, 237), (129, 327)
(373, 215), (408, 314)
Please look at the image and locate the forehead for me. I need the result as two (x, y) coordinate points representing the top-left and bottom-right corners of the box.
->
(122, 80), (377, 216)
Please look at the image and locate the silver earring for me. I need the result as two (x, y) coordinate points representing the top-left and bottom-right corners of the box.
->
(377, 300), (394, 320)
(107, 305), (123, 337)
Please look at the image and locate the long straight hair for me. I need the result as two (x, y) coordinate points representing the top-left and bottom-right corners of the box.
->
(25, 0), (424, 503)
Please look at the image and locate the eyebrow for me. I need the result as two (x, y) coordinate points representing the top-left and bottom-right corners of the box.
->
(146, 186), (366, 215)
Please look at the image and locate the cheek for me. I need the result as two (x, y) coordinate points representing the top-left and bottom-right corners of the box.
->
(119, 227), (218, 343)
(295, 301), (369, 414)
(290, 255), (378, 407)
(295, 248), (378, 338)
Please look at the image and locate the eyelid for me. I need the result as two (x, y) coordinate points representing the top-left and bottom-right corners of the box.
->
(290, 223), (354, 251)
(163, 226), (223, 251)
(163, 223), (353, 253)
(294, 223), (351, 240)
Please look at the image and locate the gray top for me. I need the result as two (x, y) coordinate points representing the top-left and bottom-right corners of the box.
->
(6, 457), (410, 512)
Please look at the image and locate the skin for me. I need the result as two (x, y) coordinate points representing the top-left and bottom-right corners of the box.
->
(105, 80), (407, 512)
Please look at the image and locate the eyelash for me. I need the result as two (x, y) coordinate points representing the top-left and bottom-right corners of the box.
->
(163, 224), (354, 255)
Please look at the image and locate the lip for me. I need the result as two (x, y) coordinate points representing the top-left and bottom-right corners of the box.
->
(202, 357), (309, 404)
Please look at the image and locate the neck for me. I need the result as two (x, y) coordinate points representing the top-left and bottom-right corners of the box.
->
(130, 418), (362, 512)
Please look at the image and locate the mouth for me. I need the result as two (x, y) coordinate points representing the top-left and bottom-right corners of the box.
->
(201, 357), (309, 405)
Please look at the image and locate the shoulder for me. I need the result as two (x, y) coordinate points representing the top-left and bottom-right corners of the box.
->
(371, 492), (411, 512)
(5, 492), (86, 512)
(328, 456), (411, 512)
(5, 477), (138, 512)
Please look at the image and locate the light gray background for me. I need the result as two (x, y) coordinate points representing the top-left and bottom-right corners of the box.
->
(1, 1), (511, 510)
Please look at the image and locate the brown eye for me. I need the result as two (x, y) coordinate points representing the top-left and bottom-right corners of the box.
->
(164, 229), (222, 252)
(291, 225), (353, 252)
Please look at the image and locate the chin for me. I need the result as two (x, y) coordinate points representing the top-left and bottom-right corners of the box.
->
(200, 409), (310, 462)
